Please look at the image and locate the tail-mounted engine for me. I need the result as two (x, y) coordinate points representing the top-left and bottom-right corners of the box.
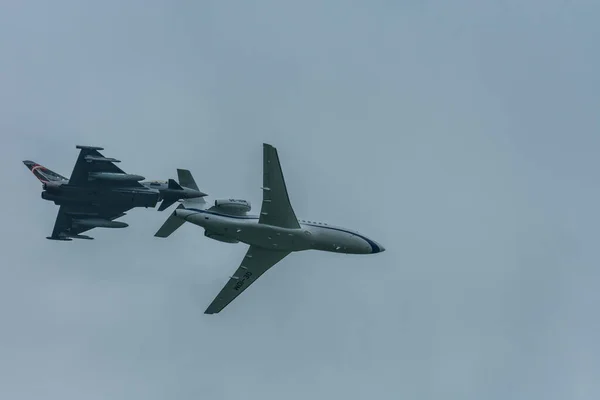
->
(212, 199), (251, 214)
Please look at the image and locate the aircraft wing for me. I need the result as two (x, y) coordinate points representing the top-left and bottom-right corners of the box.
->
(258, 143), (300, 229)
(68, 145), (144, 187)
(48, 203), (133, 240)
(204, 246), (290, 314)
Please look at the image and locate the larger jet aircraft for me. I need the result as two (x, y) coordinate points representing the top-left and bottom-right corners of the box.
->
(24, 145), (206, 241)
(154, 143), (385, 314)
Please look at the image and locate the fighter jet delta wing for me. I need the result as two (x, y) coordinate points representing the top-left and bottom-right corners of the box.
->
(47, 204), (133, 241)
(41, 145), (153, 240)
(68, 145), (145, 187)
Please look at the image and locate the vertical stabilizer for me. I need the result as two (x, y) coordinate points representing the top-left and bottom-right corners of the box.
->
(177, 168), (205, 205)
(177, 169), (199, 191)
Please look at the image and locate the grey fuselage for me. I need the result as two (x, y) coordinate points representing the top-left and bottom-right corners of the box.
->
(175, 206), (385, 255)
(40, 179), (197, 209)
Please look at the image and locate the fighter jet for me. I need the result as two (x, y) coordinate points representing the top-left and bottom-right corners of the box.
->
(154, 143), (385, 314)
(24, 145), (206, 241)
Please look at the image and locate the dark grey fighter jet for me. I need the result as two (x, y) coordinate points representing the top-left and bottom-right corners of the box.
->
(24, 145), (206, 241)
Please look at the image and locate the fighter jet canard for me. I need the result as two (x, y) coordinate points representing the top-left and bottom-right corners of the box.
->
(154, 143), (386, 315)
(23, 145), (206, 241)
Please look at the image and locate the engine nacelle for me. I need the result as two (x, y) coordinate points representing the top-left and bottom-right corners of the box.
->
(213, 199), (251, 214)
(204, 230), (239, 243)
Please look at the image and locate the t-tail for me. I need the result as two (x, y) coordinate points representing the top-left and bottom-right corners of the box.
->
(22, 160), (69, 185)
(157, 168), (207, 211)
(154, 173), (208, 235)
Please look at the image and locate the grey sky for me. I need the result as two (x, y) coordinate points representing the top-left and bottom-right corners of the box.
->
(1, 0), (599, 399)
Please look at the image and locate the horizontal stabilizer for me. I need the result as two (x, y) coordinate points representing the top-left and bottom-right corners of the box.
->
(155, 204), (186, 238)
(157, 198), (177, 211)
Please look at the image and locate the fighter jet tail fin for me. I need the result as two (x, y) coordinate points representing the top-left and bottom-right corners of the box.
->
(154, 204), (186, 238)
(177, 169), (199, 191)
(23, 160), (68, 184)
(177, 168), (206, 206)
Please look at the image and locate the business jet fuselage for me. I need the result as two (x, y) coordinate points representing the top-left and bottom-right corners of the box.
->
(174, 206), (384, 255)
(155, 143), (384, 314)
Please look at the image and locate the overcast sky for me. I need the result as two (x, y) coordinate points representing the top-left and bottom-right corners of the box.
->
(1, 1), (599, 399)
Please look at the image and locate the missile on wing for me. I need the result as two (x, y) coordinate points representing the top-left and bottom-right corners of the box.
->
(84, 155), (121, 163)
(88, 172), (145, 182)
(46, 236), (72, 241)
(68, 234), (94, 240)
(76, 145), (104, 150)
(72, 218), (129, 229)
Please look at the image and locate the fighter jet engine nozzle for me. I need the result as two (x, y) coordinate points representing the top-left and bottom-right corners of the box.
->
(42, 180), (63, 192)
(41, 191), (69, 203)
(72, 218), (129, 229)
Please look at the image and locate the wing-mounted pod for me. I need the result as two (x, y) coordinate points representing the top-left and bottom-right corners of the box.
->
(84, 155), (121, 163)
(88, 172), (146, 182)
(76, 145), (104, 151)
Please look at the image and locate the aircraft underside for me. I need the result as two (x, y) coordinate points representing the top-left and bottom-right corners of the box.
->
(189, 214), (313, 252)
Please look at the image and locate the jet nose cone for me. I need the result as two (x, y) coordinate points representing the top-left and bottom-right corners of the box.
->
(371, 240), (385, 254)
